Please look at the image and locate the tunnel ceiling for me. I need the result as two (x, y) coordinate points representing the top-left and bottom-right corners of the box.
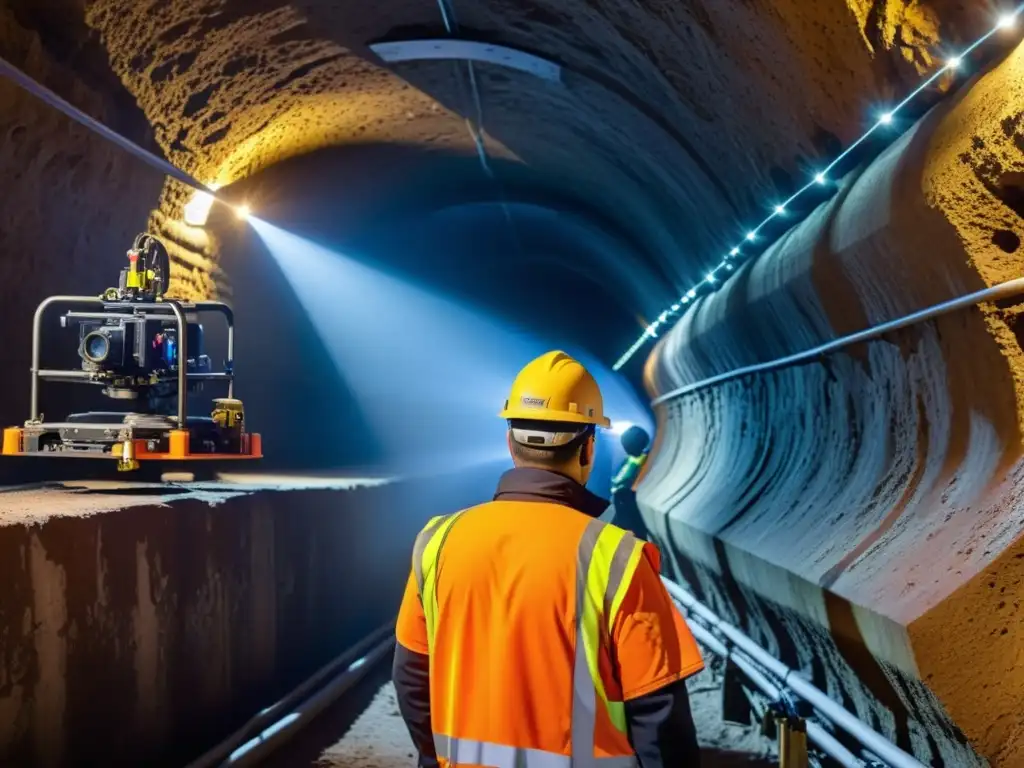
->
(3, 0), (990, 324)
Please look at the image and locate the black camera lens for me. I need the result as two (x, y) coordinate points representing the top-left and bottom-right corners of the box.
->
(83, 331), (111, 363)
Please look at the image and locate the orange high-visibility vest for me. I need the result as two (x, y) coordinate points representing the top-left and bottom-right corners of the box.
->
(398, 497), (703, 767)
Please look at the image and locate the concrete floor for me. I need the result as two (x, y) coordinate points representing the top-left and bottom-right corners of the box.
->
(314, 659), (776, 767)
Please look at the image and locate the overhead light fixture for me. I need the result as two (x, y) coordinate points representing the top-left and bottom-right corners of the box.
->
(183, 189), (217, 227)
(746, 231), (756, 241)
(774, 205), (786, 215)
(730, 247), (740, 256)
(998, 12), (1017, 29)
(879, 111), (894, 125)
(946, 55), (962, 70)
(815, 172), (827, 185)
(235, 204), (252, 221)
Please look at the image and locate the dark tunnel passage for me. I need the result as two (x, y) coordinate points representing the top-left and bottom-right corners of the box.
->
(210, 142), (655, 477)
(1, 1), (1024, 766)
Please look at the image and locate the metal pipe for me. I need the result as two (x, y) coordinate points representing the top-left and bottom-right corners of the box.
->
(0, 56), (215, 196)
(30, 296), (104, 420)
(35, 370), (95, 380)
(196, 302), (236, 398)
(652, 277), (1024, 405)
(685, 617), (863, 768)
(224, 636), (394, 766)
(184, 621), (395, 768)
(164, 300), (188, 427)
(664, 579), (926, 768)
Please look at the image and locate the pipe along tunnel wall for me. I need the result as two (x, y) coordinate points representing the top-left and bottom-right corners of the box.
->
(642, 42), (1024, 767)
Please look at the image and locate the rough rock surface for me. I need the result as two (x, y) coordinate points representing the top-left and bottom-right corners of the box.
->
(0, 465), (502, 767)
(0, 4), (164, 483)
(643, 39), (1024, 767)
(5, 0), (993, 305)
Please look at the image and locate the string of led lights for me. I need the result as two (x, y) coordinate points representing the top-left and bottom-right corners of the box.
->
(612, 6), (1024, 372)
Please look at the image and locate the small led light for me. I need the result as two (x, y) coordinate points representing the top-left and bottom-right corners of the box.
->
(724, 263), (735, 272)
(659, 311), (669, 322)
(947, 55), (962, 70)
(998, 12), (1017, 29)
(879, 112), (894, 125)
(774, 205), (786, 215)
(815, 172), (827, 185)
(730, 247), (740, 256)
(671, 304), (680, 312)
(746, 231), (756, 241)
(687, 289), (697, 299)
(235, 204), (252, 220)
(706, 273), (716, 284)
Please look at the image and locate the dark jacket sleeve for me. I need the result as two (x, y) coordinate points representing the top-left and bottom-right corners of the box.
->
(393, 643), (440, 768)
(625, 678), (702, 767)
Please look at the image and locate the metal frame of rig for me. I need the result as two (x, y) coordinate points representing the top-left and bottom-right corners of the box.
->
(2, 233), (261, 472)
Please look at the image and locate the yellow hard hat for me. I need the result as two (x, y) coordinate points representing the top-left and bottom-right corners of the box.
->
(499, 351), (611, 428)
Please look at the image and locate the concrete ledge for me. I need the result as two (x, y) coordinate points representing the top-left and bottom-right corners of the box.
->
(0, 463), (503, 766)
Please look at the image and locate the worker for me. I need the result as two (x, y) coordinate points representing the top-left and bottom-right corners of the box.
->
(394, 350), (705, 768)
(609, 425), (653, 540)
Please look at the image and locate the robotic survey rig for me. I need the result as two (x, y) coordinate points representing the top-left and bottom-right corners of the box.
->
(2, 233), (262, 472)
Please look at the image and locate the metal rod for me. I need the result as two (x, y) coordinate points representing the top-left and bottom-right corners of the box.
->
(225, 636), (394, 766)
(36, 370), (231, 383)
(0, 56), (215, 196)
(165, 300), (188, 427)
(195, 302), (235, 398)
(684, 618), (863, 767)
(184, 621), (395, 768)
(652, 277), (1024, 405)
(36, 369), (95, 379)
(664, 579), (926, 768)
(30, 296), (104, 421)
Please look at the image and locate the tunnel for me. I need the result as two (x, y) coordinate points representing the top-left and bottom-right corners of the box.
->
(1, 0), (1024, 766)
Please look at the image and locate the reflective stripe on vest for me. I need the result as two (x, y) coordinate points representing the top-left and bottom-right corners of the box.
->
(414, 512), (646, 765)
(433, 735), (639, 767)
(413, 512), (466, 648)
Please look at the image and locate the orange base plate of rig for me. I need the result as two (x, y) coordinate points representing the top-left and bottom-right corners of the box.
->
(3, 232), (264, 473)
(2, 427), (263, 462)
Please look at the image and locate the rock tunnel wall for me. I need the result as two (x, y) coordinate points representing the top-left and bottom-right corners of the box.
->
(0, 463), (504, 767)
(0, 6), (168, 487)
(641, 43), (1024, 766)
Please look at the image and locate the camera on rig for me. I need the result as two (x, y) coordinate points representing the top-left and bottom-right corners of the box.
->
(1, 232), (262, 471)
(64, 233), (211, 406)
(73, 315), (212, 398)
